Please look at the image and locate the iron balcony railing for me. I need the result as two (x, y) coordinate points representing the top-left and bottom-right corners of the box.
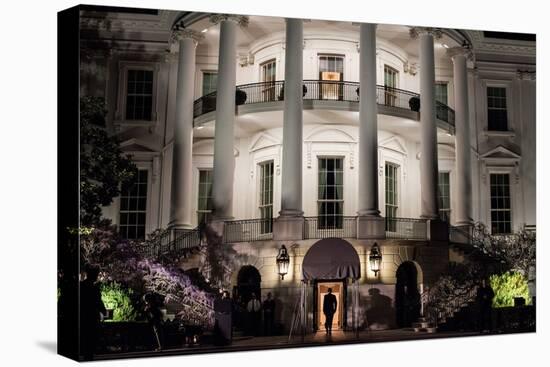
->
(192, 80), (455, 127)
(303, 216), (358, 239)
(385, 217), (428, 240)
(223, 218), (274, 243)
(149, 227), (202, 258)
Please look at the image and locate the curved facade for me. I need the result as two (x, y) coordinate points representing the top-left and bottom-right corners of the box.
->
(80, 8), (536, 331)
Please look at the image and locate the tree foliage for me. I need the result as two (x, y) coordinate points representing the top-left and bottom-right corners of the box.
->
(490, 271), (530, 308)
(80, 96), (136, 225)
(472, 222), (536, 275)
(100, 282), (139, 322)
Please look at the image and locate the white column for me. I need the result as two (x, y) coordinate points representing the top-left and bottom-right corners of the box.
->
(169, 30), (203, 229)
(210, 15), (248, 220)
(449, 47), (473, 226)
(412, 28), (441, 220)
(280, 18), (304, 217)
(357, 23), (380, 217)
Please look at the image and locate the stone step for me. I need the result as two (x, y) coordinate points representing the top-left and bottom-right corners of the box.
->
(413, 326), (437, 333)
(412, 322), (432, 329)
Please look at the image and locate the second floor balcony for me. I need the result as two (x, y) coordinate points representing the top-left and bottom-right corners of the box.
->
(193, 80), (456, 134)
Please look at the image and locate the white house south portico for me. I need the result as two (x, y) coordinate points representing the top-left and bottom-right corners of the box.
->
(82, 9), (535, 333)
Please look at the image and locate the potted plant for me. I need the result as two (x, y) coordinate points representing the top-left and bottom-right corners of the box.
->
(409, 96), (420, 112)
(235, 89), (247, 105)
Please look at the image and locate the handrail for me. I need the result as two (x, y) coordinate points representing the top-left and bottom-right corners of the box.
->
(223, 218), (273, 243)
(303, 216), (357, 239)
(192, 80), (455, 127)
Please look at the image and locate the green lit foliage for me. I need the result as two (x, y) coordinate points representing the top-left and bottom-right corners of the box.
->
(490, 271), (530, 308)
(100, 282), (139, 322)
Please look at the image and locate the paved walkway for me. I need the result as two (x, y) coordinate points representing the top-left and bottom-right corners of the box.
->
(94, 328), (482, 360)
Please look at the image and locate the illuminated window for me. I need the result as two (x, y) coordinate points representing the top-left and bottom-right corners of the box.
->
(318, 158), (344, 229)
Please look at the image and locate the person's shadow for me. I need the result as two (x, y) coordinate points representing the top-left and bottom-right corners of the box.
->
(365, 288), (395, 329)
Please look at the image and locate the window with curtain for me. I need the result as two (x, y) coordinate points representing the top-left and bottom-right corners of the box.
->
(384, 65), (398, 107)
(126, 69), (153, 121)
(487, 87), (508, 131)
(385, 163), (398, 231)
(119, 170), (148, 239)
(258, 161), (274, 233)
(490, 173), (512, 234)
(438, 171), (451, 222)
(260, 59), (276, 102)
(319, 55), (344, 100)
(202, 72), (217, 96)
(318, 157), (344, 229)
(197, 169), (213, 225)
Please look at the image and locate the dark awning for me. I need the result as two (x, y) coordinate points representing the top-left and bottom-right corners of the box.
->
(302, 238), (361, 281)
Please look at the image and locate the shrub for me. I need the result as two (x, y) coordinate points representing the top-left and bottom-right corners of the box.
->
(490, 271), (530, 308)
(101, 282), (139, 322)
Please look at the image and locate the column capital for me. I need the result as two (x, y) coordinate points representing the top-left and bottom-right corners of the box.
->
(447, 46), (473, 61)
(170, 29), (204, 46)
(352, 22), (378, 29)
(517, 69), (536, 81)
(209, 14), (249, 27)
(409, 27), (443, 40)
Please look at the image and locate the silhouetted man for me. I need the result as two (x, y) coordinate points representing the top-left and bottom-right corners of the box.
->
(476, 279), (495, 333)
(323, 288), (337, 334)
(247, 292), (261, 336)
(80, 265), (106, 361)
(262, 292), (275, 336)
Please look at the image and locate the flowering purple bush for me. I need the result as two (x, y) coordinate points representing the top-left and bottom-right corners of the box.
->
(80, 225), (215, 328)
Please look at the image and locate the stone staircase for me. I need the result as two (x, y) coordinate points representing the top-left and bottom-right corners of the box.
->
(412, 317), (437, 333)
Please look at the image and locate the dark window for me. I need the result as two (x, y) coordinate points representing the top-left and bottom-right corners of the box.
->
(258, 161), (274, 233)
(490, 173), (512, 234)
(385, 163), (399, 231)
(119, 170), (148, 239)
(318, 158), (344, 229)
(438, 172), (451, 222)
(384, 65), (399, 107)
(126, 69), (153, 121)
(202, 72), (217, 96)
(487, 87), (508, 131)
(197, 170), (213, 225)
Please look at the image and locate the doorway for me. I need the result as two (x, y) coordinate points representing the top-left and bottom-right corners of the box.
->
(395, 261), (421, 328)
(316, 281), (345, 330)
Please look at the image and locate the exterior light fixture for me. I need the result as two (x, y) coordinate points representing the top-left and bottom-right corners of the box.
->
(201, 28), (208, 33)
(196, 125), (204, 130)
(369, 243), (382, 276)
(276, 244), (290, 280)
(442, 43), (449, 49)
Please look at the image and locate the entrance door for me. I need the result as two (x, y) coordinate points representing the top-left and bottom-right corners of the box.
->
(395, 262), (421, 328)
(317, 281), (344, 330)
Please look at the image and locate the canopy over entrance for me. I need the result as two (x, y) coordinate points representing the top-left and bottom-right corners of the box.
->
(302, 238), (361, 281)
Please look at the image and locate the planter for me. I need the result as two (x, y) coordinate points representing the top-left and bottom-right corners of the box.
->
(235, 89), (247, 105)
(409, 96), (420, 112)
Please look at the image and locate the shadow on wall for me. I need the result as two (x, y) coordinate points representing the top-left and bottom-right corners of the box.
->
(363, 288), (396, 330)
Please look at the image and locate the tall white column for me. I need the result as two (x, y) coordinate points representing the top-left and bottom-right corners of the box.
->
(449, 47), (473, 226)
(169, 30), (203, 229)
(412, 28), (441, 220)
(210, 15), (248, 220)
(357, 23), (380, 217)
(280, 18), (304, 217)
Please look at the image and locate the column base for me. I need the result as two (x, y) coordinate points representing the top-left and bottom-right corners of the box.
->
(427, 219), (449, 243)
(357, 215), (386, 239)
(167, 221), (194, 230)
(273, 215), (304, 241)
